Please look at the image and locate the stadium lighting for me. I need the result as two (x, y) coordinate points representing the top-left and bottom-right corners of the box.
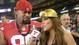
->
(60, 10), (69, 13)
(74, 7), (79, 10)
(0, 8), (11, 13)
(7, 8), (11, 12)
(0, 9), (5, 13)
(31, 17), (40, 20)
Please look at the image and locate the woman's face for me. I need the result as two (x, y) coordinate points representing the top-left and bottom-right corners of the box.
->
(42, 18), (52, 32)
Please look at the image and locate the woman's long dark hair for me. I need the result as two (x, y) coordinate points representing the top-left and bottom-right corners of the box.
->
(40, 17), (67, 45)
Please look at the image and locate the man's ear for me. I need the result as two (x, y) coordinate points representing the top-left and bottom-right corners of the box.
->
(14, 7), (16, 13)
(14, 8), (17, 19)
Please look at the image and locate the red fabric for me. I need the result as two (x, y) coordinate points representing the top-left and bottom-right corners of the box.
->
(1, 21), (41, 45)
(15, 0), (32, 12)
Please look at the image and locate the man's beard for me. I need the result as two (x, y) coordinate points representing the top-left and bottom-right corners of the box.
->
(22, 18), (30, 25)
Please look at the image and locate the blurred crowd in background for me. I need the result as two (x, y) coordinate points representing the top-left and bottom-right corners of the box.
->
(0, 0), (79, 45)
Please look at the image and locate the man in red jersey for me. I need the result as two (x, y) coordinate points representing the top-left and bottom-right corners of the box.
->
(0, 0), (41, 45)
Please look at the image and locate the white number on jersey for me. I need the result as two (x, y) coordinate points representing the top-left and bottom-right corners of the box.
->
(11, 34), (31, 45)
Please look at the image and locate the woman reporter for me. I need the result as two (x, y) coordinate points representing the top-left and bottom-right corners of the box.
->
(39, 9), (76, 45)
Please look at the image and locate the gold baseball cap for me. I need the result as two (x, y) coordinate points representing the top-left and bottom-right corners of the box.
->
(39, 9), (58, 17)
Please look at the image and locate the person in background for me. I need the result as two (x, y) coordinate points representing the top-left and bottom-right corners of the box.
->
(39, 9), (76, 45)
(60, 13), (71, 32)
(0, 30), (6, 45)
(0, 0), (41, 45)
(71, 14), (79, 45)
(1, 15), (9, 23)
(0, 15), (10, 45)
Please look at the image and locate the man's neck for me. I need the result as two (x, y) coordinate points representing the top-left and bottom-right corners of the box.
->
(22, 24), (30, 27)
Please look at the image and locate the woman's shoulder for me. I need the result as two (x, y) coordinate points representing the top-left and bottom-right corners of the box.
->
(63, 31), (77, 45)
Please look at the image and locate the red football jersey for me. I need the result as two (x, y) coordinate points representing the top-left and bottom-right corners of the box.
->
(0, 21), (41, 45)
